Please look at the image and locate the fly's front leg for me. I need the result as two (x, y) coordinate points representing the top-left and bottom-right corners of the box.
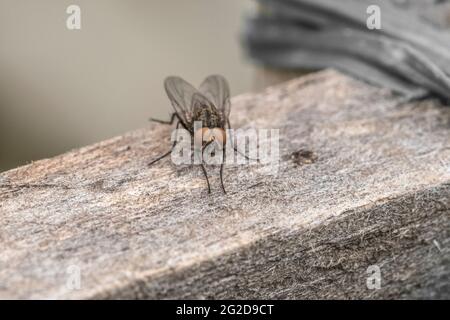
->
(220, 144), (226, 194)
(201, 139), (226, 194)
(200, 163), (211, 194)
(199, 140), (215, 194)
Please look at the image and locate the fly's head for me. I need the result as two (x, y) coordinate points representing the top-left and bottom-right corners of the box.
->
(194, 127), (226, 150)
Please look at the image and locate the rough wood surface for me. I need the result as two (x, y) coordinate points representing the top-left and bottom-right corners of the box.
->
(0, 70), (449, 299)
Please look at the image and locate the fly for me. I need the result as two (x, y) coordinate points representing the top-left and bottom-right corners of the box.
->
(148, 75), (249, 194)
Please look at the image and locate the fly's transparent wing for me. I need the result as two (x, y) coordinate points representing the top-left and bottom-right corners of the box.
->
(164, 76), (199, 126)
(192, 92), (215, 111)
(199, 75), (231, 120)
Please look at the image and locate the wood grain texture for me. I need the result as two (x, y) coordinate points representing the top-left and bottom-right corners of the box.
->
(0, 70), (449, 299)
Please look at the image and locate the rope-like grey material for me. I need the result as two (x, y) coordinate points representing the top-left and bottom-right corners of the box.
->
(243, 0), (450, 101)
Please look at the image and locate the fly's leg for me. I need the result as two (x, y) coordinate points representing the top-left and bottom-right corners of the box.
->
(203, 140), (226, 194)
(148, 122), (179, 166)
(151, 112), (190, 132)
(200, 140), (215, 194)
(220, 145), (226, 194)
(200, 163), (211, 194)
(149, 113), (177, 125)
(147, 145), (175, 166)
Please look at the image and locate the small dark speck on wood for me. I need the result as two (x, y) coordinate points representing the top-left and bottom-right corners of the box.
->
(289, 149), (318, 166)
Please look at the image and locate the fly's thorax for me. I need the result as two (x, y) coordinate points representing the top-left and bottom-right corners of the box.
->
(192, 103), (222, 128)
(194, 127), (226, 149)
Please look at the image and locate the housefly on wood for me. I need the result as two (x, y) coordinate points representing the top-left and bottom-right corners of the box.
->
(148, 75), (250, 194)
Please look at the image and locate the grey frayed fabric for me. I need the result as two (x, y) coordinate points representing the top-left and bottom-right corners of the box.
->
(243, 0), (450, 101)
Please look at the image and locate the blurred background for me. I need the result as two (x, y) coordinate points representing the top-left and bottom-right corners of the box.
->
(2, 0), (449, 172)
(0, 0), (256, 172)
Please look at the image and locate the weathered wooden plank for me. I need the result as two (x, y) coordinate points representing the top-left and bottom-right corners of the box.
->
(0, 70), (449, 299)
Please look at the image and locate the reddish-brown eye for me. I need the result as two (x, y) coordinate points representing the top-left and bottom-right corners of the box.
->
(194, 128), (226, 148)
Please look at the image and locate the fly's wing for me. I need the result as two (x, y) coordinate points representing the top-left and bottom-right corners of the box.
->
(164, 76), (199, 127)
(192, 92), (215, 111)
(199, 75), (231, 123)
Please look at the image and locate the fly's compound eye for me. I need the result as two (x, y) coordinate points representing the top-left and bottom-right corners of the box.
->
(194, 128), (226, 149)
